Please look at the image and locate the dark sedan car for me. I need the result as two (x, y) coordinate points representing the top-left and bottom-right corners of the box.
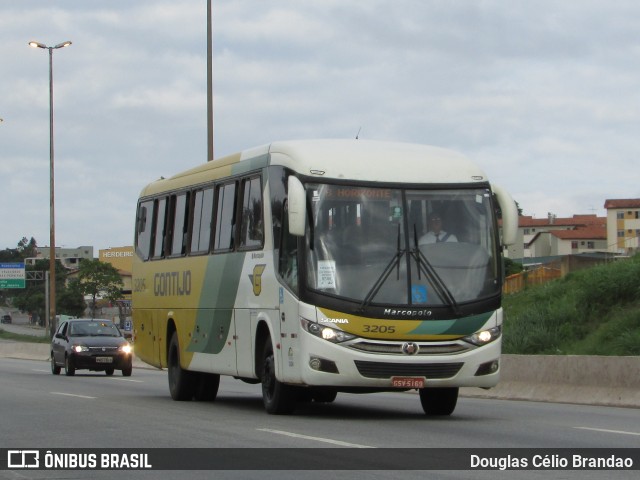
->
(51, 319), (133, 376)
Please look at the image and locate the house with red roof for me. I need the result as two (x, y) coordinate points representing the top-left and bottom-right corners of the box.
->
(527, 224), (608, 258)
(506, 213), (606, 260)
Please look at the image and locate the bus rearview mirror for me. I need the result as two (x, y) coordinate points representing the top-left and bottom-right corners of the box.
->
(288, 176), (306, 236)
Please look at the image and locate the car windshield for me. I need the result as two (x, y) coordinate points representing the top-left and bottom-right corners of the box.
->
(304, 184), (500, 307)
(70, 321), (120, 337)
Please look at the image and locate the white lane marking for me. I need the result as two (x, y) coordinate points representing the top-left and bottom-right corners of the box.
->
(575, 427), (640, 437)
(109, 377), (144, 383)
(257, 428), (374, 448)
(50, 392), (96, 399)
(32, 369), (50, 373)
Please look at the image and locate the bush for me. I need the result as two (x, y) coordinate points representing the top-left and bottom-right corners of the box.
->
(502, 254), (640, 355)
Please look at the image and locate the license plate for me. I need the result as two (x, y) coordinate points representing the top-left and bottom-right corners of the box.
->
(96, 357), (113, 364)
(391, 377), (425, 388)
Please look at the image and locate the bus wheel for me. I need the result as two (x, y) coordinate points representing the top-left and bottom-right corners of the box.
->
(261, 338), (296, 415)
(312, 388), (338, 403)
(168, 332), (196, 401)
(419, 387), (458, 416)
(194, 372), (220, 401)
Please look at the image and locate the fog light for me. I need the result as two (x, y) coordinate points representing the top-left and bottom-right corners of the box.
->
(475, 359), (499, 376)
(309, 357), (322, 371)
(308, 356), (339, 374)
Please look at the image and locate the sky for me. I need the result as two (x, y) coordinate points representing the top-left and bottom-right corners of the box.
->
(2, 0), (640, 253)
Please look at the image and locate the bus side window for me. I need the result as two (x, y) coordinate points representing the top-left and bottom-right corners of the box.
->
(239, 176), (263, 250)
(170, 192), (190, 256)
(190, 187), (215, 254)
(213, 182), (236, 252)
(151, 197), (168, 259)
(136, 200), (154, 260)
(278, 201), (298, 294)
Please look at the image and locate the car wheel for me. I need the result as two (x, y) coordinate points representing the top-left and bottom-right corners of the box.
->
(122, 365), (132, 377)
(105, 368), (115, 376)
(168, 332), (196, 400)
(261, 336), (296, 415)
(51, 353), (61, 375)
(64, 355), (76, 376)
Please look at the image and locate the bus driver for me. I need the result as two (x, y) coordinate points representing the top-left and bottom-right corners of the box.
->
(420, 212), (458, 244)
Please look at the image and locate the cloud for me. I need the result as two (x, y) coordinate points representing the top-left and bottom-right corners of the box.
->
(2, 0), (640, 252)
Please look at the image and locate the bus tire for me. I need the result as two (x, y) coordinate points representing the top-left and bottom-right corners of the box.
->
(168, 332), (196, 401)
(194, 372), (220, 401)
(312, 388), (338, 403)
(419, 387), (458, 416)
(261, 337), (296, 415)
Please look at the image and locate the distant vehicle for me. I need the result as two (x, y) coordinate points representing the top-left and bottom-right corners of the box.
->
(1, 314), (11, 324)
(51, 319), (133, 377)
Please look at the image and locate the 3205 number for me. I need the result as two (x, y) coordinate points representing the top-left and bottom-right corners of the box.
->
(363, 325), (396, 333)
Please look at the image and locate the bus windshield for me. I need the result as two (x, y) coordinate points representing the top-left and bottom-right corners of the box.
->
(304, 184), (500, 307)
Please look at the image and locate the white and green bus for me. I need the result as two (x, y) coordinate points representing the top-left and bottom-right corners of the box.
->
(132, 139), (518, 415)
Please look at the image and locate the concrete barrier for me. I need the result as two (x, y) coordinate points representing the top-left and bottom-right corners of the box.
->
(461, 354), (640, 408)
(0, 342), (637, 408)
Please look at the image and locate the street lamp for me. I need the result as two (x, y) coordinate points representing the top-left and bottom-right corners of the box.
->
(29, 40), (72, 336)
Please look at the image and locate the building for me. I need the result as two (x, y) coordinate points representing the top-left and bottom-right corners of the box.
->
(25, 245), (94, 269)
(604, 198), (640, 255)
(527, 225), (608, 258)
(98, 246), (133, 299)
(505, 214), (606, 261)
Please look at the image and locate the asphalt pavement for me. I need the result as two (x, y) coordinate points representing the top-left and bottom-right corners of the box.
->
(1, 307), (639, 408)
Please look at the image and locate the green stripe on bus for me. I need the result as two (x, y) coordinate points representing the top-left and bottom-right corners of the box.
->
(407, 311), (494, 336)
(187, 252), (246, 354)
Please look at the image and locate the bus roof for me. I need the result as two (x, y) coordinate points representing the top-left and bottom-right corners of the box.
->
(139, 139), (488, 197)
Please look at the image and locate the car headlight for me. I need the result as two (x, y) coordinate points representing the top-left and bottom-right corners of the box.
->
(301, 318), (356, 344)
(120, 344), (132, 354)
(73, 345), (89, 353)
(463, 326), (501, 346)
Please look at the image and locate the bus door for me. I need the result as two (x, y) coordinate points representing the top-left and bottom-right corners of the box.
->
(278, 285), (302, 383)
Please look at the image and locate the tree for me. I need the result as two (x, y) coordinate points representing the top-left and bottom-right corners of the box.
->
(75, 259), (124, 318)
(17, 237), (38, 258)
(57, 280), (86, 318)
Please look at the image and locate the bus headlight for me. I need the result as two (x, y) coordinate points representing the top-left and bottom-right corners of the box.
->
(463, 326), (501, 346)
(301, 318), (356, 344)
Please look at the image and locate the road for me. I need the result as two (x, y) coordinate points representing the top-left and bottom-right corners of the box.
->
(0, 356), (638, 480)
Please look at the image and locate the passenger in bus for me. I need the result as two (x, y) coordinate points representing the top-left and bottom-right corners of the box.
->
(419, 212), (458, 244)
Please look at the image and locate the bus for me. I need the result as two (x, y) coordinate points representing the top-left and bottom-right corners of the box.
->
(132, 139), (518, 415)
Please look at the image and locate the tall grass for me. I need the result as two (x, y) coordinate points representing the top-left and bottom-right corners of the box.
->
(502, 255), (640, 355)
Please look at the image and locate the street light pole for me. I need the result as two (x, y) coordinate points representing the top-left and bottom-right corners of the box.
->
(207, 0), (214, 162)
(29, 40), (72, 337)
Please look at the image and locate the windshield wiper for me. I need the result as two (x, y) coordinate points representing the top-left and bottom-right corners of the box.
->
(359, 223), (404, 310)
(412, 225), (462, 316)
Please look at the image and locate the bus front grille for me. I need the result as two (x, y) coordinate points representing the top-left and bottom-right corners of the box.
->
(354, 361), (463, 379)
(348, 341), (469, 355)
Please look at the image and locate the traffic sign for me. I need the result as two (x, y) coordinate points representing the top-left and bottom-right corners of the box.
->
(0, 263), (26, 289)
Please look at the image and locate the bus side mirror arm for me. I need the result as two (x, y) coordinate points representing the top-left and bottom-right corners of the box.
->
(288, 176), (306, 236)
(492, 183), (518, 246)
